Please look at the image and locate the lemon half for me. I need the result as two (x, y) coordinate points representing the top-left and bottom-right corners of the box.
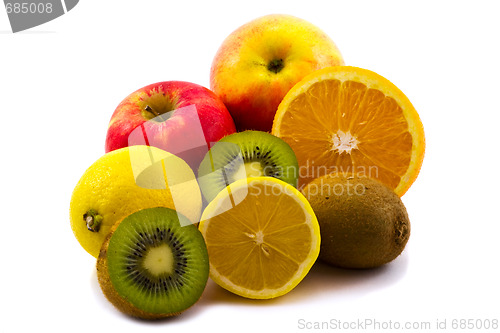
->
(199, 177), (320, 299)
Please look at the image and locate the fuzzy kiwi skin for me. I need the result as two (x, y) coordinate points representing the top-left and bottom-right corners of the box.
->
(302, 173), (410, 269)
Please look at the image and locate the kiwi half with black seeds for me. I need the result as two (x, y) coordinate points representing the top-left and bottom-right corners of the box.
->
(198, 130), (299, 203)
(96, 207), (209, 319)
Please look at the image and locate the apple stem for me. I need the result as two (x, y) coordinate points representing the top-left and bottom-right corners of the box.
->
(144, 105), (167, 122)
(84, 209), (103, 232)
(144, 105), (159, 116)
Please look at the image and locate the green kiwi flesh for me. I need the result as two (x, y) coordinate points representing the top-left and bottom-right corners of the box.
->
(302, 173), (410, 269)
(96, 207), (209, 319)
(198, 130), (299, 203)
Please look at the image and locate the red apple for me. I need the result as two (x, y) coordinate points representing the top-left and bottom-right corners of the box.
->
(210, 14), (344, 132)
(105, 81), (236, 170)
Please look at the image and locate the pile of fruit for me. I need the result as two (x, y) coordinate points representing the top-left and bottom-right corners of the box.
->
(70, 14), (425, 320)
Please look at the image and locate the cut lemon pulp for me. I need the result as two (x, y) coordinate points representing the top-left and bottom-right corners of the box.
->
(199, 177), (320, 299)
(272, 66), (425, 196)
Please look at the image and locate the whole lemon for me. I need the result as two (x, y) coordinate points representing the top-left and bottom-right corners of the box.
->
(70, 145), (202, 258)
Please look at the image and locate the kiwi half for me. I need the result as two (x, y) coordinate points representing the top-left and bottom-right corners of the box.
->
(197, 130), (298, 203)
(96, 207), (209, 319)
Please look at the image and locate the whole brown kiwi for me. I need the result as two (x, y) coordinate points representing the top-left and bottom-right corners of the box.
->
(301, 173), (410, 269)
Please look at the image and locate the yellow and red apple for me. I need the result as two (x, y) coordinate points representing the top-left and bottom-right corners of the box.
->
(210, 14), (344, 132)
(105, 81), (236, 170)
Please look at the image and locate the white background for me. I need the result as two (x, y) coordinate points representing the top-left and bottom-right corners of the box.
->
(1, 1), (499, 332)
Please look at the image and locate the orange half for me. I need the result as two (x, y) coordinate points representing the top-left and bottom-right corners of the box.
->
(272, 66), (425, 196)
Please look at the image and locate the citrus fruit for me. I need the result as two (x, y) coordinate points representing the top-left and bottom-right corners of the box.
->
(70, 145), (202, 258)
(198, 177), (320, 299)
(272, 66), (425, 196)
